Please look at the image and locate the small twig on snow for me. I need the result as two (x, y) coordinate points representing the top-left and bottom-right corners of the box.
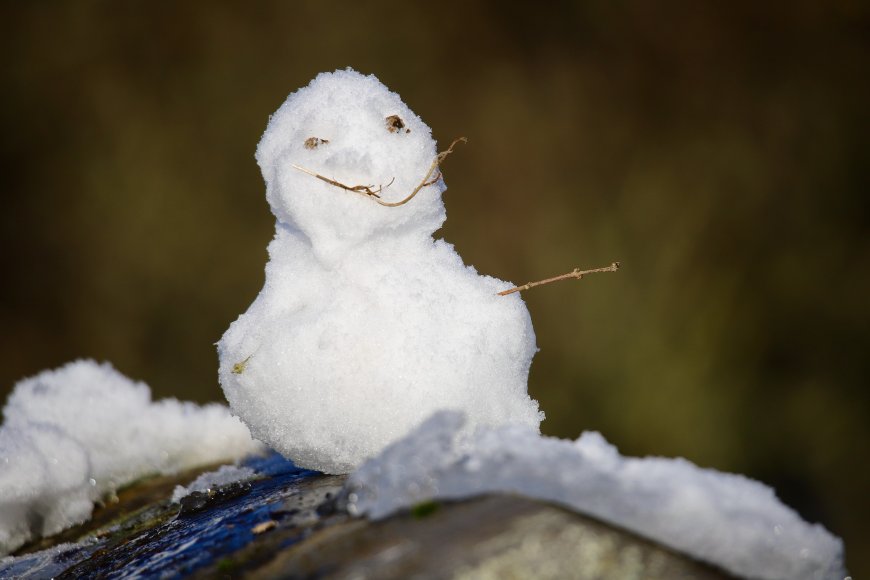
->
(232, 354), (253, 375)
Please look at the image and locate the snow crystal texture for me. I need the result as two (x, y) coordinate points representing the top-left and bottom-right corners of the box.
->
(0, 360), (262, 555)
(218, 69), (542, 474)
(345, 411), (846, 580)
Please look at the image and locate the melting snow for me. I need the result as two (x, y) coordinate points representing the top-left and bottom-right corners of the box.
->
(345, 411), (846, 580)
(171, 464), (257, 503)
(0, 360), (262, 555)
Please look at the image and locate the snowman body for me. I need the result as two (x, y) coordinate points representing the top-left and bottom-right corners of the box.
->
(218, 70), (542, 473)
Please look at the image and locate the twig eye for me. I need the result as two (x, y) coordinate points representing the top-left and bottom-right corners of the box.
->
(304, 137), (329, 149)
(386, 115), (410, 134)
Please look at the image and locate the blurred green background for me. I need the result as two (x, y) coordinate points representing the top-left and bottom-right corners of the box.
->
(2, 1), (867, 574)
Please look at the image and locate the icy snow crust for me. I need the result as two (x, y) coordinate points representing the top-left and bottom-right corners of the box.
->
(0, 360), (263, 556)
(346, 411), (846, 580)
(171, 464), (256, 503)
(218, 69), (542, 474)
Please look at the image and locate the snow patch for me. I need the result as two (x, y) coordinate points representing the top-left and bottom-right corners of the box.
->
(0, 360), (263, 555)
(171, 464), (256, 503)
(345, 411), (846, 580)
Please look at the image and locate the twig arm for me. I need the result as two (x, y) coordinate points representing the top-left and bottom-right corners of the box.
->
(498, 262), (620, 296)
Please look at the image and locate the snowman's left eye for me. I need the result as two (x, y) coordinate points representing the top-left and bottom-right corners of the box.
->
(386, 115), (410, 134)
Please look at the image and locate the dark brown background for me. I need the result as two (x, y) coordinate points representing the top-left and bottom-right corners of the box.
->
(2, 2), (867, 574)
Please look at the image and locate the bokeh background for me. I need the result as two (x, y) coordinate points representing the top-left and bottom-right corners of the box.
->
(2, 1), (868, 574)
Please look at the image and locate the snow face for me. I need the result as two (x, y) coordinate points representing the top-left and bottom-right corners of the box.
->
(345, 411), (846, 580)
(218, 69), (542, 474)
(0, 360), (263, 556)
(255, 70), (446, 264)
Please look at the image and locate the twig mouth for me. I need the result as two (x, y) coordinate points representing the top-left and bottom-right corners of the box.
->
(289, 165), (394, 199)
(291, 137), (467, 207)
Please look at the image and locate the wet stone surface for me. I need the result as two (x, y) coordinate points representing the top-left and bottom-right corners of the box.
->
(2, 453), (343, 579)
(1, 452), (735, 579)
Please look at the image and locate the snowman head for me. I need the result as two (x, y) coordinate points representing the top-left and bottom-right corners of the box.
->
(256, 69), (447, 260)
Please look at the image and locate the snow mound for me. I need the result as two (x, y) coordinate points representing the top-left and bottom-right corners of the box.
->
(218, 69), (542, 474)
(345, 411), (846, 580)
(0, 360), (263, 555)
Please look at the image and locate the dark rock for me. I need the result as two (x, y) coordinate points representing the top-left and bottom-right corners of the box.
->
(255, 495), (734, 580)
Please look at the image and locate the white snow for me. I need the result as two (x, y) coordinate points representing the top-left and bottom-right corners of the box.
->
(345, 411), (846, 580)
(0, 359), (263, 556)
(171, 464), (256, 503)
(218, 68), (542, 474)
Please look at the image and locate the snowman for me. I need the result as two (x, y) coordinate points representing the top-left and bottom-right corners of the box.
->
(218, 69), (542, 474)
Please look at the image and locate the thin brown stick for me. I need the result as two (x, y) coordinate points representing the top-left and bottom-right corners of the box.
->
(374, 137), (466, 207)
(498, 262), (620, 296)
(290, 164), (393, 199)
(291, 137), (466, 207)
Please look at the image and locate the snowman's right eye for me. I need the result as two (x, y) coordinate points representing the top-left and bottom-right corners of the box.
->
(304, 137), (329, 150)
(386, 115), (410, 133)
